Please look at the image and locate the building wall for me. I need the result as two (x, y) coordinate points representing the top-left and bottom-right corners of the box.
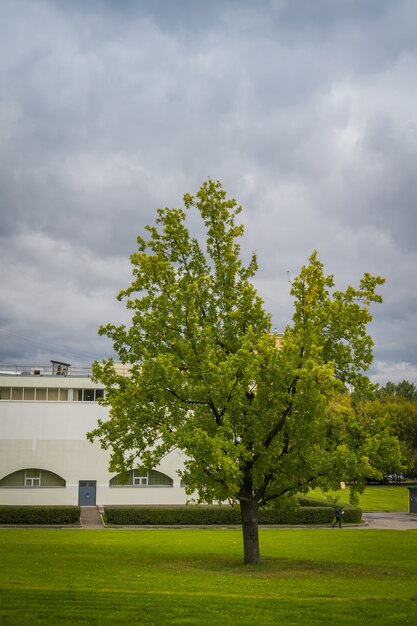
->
(0, 373), (188, 506)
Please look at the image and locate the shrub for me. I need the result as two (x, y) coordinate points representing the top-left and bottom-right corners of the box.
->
(297, 496), (362, 524)
(0, 506), (80, 525)
(338, 505), (362, 524)
(259, 506), (334, 525)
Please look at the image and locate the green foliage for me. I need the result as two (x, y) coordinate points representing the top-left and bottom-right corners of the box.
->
(0, 506), (80, 525)
(373, 384), (417, 478)
(89, 179), (386, 562)
(321, 395), (405, 500)
(351, 379), (417, 479)
(353, 397), (417, 479)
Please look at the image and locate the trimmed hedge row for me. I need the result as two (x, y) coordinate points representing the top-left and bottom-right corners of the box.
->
(105, 505), (242, 526)
(0, 505), (81, 525)
(0, 500), (361, 526)
(104, 502), (361, 526)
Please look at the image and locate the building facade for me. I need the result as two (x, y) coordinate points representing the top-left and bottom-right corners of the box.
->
(0, 362), (187, 506)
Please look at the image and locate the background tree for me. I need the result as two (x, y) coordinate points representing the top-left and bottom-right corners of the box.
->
(350, 398), (406, 484)
(89, 179), (387, 564)
(369, 381), (417, 479)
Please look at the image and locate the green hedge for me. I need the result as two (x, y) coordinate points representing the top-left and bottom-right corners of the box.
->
(103, 504), (357, 526)
(0, 506), (81, 525)
(260, 506), (335, 525)
(104, 506), (241, 526)
(0, 499), (361, 526)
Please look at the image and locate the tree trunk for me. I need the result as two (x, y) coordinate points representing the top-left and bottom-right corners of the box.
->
(240, 496), (261, 565)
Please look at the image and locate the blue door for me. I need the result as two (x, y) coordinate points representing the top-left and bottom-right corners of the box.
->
(410, 488), (417, 514)
(78, 480), (97, 506)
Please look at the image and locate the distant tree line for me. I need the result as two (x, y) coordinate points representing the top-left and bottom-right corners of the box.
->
(376, 379), (417, 401)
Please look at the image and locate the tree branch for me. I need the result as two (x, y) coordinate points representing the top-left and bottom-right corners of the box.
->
(258, 471), (328, 507)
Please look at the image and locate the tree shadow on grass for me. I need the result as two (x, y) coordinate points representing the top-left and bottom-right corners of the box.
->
(163, 556), (406, 580)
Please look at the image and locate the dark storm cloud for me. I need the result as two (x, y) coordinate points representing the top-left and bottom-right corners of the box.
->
(0, 0), (416, 383)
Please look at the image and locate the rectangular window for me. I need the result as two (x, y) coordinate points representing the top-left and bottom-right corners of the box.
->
(84, 389), (95, 402)
(71, 388), (102, 401)
(59, 389), (68, 401)
(11, 388), (23, 400)
(48, 388), (59, 401)
(133, 471), (148, 486)
(23, 388), (35, 400)
(0, 387), (11, 400)
(36, 388), (47, 401)
(25, 469), (41, 487)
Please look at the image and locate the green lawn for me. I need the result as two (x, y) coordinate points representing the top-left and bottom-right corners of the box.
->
(1, 528), (417, 625)
(308, 485), (410, 511)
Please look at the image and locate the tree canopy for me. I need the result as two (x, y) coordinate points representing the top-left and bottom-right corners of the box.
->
(89, 179), (392, 564)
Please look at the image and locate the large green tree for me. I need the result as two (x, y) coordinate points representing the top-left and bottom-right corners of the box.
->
(89, 180), (387, 564)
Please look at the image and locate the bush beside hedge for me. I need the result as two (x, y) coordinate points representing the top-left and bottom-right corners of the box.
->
(260, 506), (335, 525)
(298, 496), (362, 523)
(0, 506), (81, 525)
(104, 501), (361, 526)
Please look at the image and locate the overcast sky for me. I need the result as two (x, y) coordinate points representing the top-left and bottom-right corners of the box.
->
(1, 0), (416, 385)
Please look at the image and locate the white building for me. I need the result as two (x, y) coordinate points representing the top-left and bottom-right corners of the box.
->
(0, 361), (187, 507)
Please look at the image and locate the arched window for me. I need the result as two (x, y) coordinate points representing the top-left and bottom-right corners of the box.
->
(0, 468), (66, 488)
(110, 469), (173, 487)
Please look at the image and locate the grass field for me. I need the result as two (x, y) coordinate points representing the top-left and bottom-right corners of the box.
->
(1, 528), (417, 625)
(308, 485), (410, 511)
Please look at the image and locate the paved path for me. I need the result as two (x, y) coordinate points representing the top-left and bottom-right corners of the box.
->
(78, 509), (416, 530)
(362, 511), (417, 530)
(80, 506), (104, 529)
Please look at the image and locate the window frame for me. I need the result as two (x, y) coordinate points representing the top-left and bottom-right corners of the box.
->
(133, 470), (149, 486)
(24, 469), (41, 487)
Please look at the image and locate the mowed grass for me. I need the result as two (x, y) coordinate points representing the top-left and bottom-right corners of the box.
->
(309, 485), (410, 511)
(1, 528), (417, 625)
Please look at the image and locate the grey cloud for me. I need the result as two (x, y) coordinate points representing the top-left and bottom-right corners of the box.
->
(0, 0), (416, 382)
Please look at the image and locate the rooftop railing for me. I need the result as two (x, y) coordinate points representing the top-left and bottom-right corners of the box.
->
(0, 364), (131, 378)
